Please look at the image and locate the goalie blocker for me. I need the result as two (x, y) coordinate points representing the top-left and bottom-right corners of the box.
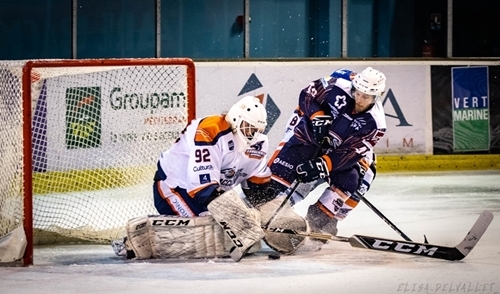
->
(119, 189), (264, 261)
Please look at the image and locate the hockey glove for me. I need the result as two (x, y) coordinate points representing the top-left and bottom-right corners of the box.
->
(296, 157), (330, 183)
(311, 115), (333, 145)
(242, 181), (277, 207)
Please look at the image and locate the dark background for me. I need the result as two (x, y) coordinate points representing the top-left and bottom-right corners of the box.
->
(1, 0), (499, 59)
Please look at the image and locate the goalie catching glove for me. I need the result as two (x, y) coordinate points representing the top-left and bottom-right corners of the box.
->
(296, 157), (330, 183)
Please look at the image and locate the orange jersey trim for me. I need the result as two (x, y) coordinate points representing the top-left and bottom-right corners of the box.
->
(321, 155), (333, 171)
(332, 186), (360, 208)
(247, 175), (271, 185)
(267, 145), (284, 167)
(310, 110), (325, 119)
(270, 174), (292, 187)
(194, 115), (231, 144)
(187, 182), (218, 198)
(316, 202), (335, 219)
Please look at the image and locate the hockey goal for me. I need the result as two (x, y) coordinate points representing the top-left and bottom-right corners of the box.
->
(0, 58), (196, 265)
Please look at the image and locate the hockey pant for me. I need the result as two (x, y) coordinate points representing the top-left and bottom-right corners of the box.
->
(268, 137), (322, 204)
(124, 213), (262, 260)
(153, 180), (209, 217)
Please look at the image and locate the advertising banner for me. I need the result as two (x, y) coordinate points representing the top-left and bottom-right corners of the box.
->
(451, 66), (490, 152)
(42, 67), (188, 171)
(195, 61), (431, 155)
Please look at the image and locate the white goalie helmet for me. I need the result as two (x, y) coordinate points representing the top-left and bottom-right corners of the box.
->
(225, 96), (267, 152)
(352, 67), (386, 98)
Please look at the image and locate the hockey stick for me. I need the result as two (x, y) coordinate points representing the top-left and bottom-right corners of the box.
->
(263, 210), (493, 261)
(357, 193), (413, 242)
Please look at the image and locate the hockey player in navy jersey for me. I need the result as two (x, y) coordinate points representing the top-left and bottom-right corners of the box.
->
(258, 67), (387, 253)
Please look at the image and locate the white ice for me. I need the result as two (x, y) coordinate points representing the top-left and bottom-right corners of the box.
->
(1, 170), (499, 294)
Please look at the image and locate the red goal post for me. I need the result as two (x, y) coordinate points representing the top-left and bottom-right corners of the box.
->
(0, 58), (196, 265)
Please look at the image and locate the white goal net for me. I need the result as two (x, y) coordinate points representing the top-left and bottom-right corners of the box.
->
(0, 58), (195, 264)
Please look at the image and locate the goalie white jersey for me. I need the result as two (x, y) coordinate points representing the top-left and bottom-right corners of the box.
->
(160, 114), (270, 192)
(154, 114), (271, 217)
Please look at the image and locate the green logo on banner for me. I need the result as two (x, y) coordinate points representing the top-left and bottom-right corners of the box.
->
(65, 87), (102, 149)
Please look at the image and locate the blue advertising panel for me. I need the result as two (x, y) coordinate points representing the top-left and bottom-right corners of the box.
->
(451, 66), (490, 152)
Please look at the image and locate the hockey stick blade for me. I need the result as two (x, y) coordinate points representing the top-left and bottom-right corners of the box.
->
(349, 210), (494, 261)
(263, 210), (493, 261)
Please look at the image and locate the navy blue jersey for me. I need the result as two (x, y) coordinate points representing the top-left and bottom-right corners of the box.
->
(293, 75), (386, 171)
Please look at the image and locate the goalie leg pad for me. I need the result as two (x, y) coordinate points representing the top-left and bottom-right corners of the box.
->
(125, 214), (260, 259)
(126, 216), (152, 259)
(207, 189), (265, 262)
(259, 196), (309, 255)
(149, 215), (232, 259)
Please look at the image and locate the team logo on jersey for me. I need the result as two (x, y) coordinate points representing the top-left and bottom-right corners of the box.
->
(332, 198), (344, 213)
(245, 149), (266, 160)
(327, 133), (342, 148)
(228, 140), (235, 151)
(250, 140), (264, 151)
(334, 95), (347, 109)
(199, 174), (211, 184)
(327, 102), (340, 119)
(350, 118), (367, 131)
(245, 141), (265, 159)
(220, 168), (247, 186)
(222, 168), (236, 178)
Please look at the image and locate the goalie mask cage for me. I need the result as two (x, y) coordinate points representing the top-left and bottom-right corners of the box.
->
(0, 58), (196, 266)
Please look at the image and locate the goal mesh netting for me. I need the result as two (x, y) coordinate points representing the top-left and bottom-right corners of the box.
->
(0, 59), (195, 249)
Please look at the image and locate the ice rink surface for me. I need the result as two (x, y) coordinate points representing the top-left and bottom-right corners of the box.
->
(1, 170), (499, 294)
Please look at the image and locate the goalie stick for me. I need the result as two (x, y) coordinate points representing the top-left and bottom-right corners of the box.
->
(263, 210), (493, 261)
